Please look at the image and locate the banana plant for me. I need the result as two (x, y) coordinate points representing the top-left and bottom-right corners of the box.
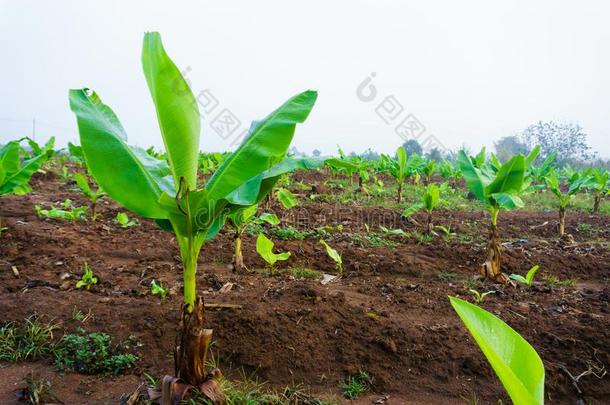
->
(1, 139), (51, 234)
(450, 297), (545, 405)
(389, 147), (408, 202)
(509, 265), (541, 287)
(69, 31), (317, 400)
(421, 159), (436, 185)
(74, 173), (105, 220)
(545, 168), (586, 237)
(227, 206), (279, 271)
(526, 151), (556, 192)
(402, 183), (441, 235)
(325, 156), (369, 191)
(584, 168), (609, 213)
(458, 149), (536, 284)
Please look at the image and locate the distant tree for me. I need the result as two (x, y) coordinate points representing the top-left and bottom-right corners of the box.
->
(494, 136), (529, 162)
(521, 121), (594, 165)
(402, 139), (422, 156)
(426, 148), (444, 162)
(360, 148), (380, 161)
(312, 149), (321, 157)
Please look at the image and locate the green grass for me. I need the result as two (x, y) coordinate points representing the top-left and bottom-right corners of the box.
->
(182, 378), (338, 405)
(340, 371), (371, 400)
(0, 316), (58, 362)
(290, 267), (323, 279)
(543, 274), (577, 288)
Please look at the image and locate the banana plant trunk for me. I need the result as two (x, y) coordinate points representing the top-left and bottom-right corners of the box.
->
(175, 296), (211, 385)
(232, 233), (245, 271)
(594, 194), (601, 213)
(425, 212), (434, 235)
(357, 175), (363, 193)
(397, 182), (403, 203)
(91, 201), (97, 221)
(559, 206), (566, 237)
(483, 222), (502, 279)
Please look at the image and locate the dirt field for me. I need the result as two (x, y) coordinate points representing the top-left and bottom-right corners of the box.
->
(1, 171), (608, 404)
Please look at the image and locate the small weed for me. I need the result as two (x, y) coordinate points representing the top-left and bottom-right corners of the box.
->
(71, 307), (94, 323)
(0, 316), (58, 362)
(341, 370), (371, 400)
(352, 233), (398, 248)
(543, 274), (576, 287)
(462, 277), (481, 290)
(365, 311), (380, 320)
(17, 374), (60, 405)
(576, 223), (593, 233)
(437, 271), (458, 283)
(290, 267), (323, 280)
(54, 331), (137, 375)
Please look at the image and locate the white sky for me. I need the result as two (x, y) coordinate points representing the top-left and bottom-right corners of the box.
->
(1, 0), (609, 157)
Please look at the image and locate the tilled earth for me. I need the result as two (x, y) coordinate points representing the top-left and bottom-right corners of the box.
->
(0, 171), (609, 404)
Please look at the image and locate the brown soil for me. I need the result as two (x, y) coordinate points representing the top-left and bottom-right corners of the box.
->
(0, 171), (609, 404)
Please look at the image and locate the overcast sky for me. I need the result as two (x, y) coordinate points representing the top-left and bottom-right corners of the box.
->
(1, 0), (609, 157)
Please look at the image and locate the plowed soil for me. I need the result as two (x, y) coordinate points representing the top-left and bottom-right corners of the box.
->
(1, 171), (609, 404)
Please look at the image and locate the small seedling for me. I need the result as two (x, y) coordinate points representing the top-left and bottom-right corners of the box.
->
(509, 265), (541, 287)
(34, 199), (88, 222)
(76, 263), (98, 290)
(115, 212), (138, 228)
(469, 289), (495, 304)
(150, 280), (169, 302)
(256, 233), (291, 272)
(320, 240), (343, 275)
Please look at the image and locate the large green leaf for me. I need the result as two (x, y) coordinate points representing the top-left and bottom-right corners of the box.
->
(205, 90), (317, 202)
(142, 32), (200, 191)
(423, 183), (440, 212)
(486, 155), (525, 196)
(396, 146), (407, 180)
(449, 297), (545, 405)
(0, 141), (21, 175)
(69, 89), (167, 219)
(491, 193), (524, 210)
(458, 150), (486, 202)
(0, 150), (49, 196)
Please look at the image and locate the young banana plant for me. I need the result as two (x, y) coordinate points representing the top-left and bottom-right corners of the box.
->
(421, 160), (436, 185)
(69, 32), (317, 401)
(584, 168), (609, 213)
(1, 139), (51, 234)
(545, 168), (586, 237)
(458, 149), (536, 284)
(74, 173), (105, 220)
(390, 147), (408, 202)
(402, 183), (441, 235)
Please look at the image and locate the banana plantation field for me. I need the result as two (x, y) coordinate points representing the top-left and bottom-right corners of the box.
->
(1, 34), (609, 405)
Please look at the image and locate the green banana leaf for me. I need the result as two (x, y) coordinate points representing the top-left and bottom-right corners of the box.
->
(256, 233), (290, 266)
(449, 297), (545, 405)
(69, 89), (167, 219)
(205, 90), (317, 203)
(458, 150), (486, 202)
(142, 32), (200, 190)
